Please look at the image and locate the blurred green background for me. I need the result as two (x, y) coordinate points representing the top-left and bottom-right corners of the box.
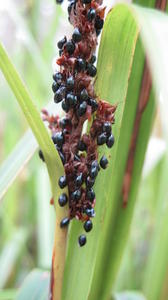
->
(0, 0), (166, 297)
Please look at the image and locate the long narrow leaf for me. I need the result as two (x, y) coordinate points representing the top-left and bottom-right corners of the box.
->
(0, 130), (37, 202)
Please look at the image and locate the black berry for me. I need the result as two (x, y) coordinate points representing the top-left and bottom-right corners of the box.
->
(72, 28), (82, 43)
(96, 29), (101, 36)
(85, 208), (95, 217)
(86, 188), (95, 201)
(66, 76), (75, 90)
(52, 81), (59, 93)
(78, 140), (87, 151)
(90, 166), (98, 179)
(59, 117), (71, 129)
(53, 72), (62, 84)
(65, 40), (75, 55)
(80, 89), (88, 102)
(106, 134), (115, 148)
(74, 154), (81, 161)
(75, 173), (83, 187)
(54, 87), (65, 103)
(60, 217), (69, 228)
(86, 176), (95, 188)
(71, 189), (81, 201)
(58, 193), (68, 207)
(76, 58), (86, 71)
(66, 93), (77, 107)
(62, 100), (70, 112)
(68, 1), (75, 14)
(87, 64), (97, 77)
(95, 16), (104, 30)
(52, 132), (64, 147)
(100, 155), (108, 169)
(38, 149), (45, 162)
(91, 160), (100, 171)
(89, 98), (98, 112)
(103, 122), (111, 134)
(87, 8), (96, 21)
(77, 101), (87, 116)
(97, 133), (107, 145)
(90, 55), (96, 64)
(84, 220), (93, 232)
(78, 234), (87, 247)
(58, 175), (67, 189)
(57, 36), (67, 49)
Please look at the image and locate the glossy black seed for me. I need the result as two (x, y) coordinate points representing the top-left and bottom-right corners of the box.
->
(103, 122), (111, 134)
(89, 98), (98, 112)
(72, 28), (82, 43)
(52, 81), (59, 93)
(100, 155), (108, 169)
(58, 175), (67, 189)
(58, 193), (68, 207)
(87, 8), (96, 21)
(65, 40), (75, 55)
(62, 100), (70, 112)
(38, 149), (45, 162)
(91, 160), (100, 170)
(75, 173), (83, 187)
(66, 76), (75, 90)
(87, 64), (97, 77)
(96, 29), (101, 36)
(57, 36), (67, 49)
(53, 72), (62, 84)
(60, 217), (69, 228)
(82, 0), (91, 3)
(68, 1), (75, 14)
(74, 154), (81, 161)
(86, 176), (95, 188)
(78, 140), (87, 151)
(80, 89), (88, 101)
(59, 151), (66, 165)
(59, 49), (63, 56)
(84, 220), (93, 232)
(78, 234), (86, 247)
(86, 188), (95, 201)
(77, 101), (87, 116)
(85, 208), (95, 217)
(106, 134), (115, 148)
(56, 0), (64, 4)
(66, 93), (77, 107)
(54, 87), (65, 103)
(52, 132), (64, 147)
(95, 16), (104, 30)
(76, 58), (86, 71)
(90, 166), (98, 179)
(59, 117), (71, 129)
(90, 54), (96, 64)
(71, 189), (81, 201)
(97, 133), (107, 145)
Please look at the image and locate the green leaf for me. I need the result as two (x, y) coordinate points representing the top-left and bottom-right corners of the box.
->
(62, 3), (168, 300)
(15, 269), (50, 300)
(113, 291), (147, 300)
(0, 229), (28, 288)
(62, 5), (144, 300)
(0, 289), (17, 300)
(0, 130), (37, 202)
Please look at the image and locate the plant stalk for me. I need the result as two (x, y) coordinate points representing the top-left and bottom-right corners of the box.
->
(50, 216), (68, 300)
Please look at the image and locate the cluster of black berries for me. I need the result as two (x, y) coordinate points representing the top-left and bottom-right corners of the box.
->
(39, 0), (116, 247)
